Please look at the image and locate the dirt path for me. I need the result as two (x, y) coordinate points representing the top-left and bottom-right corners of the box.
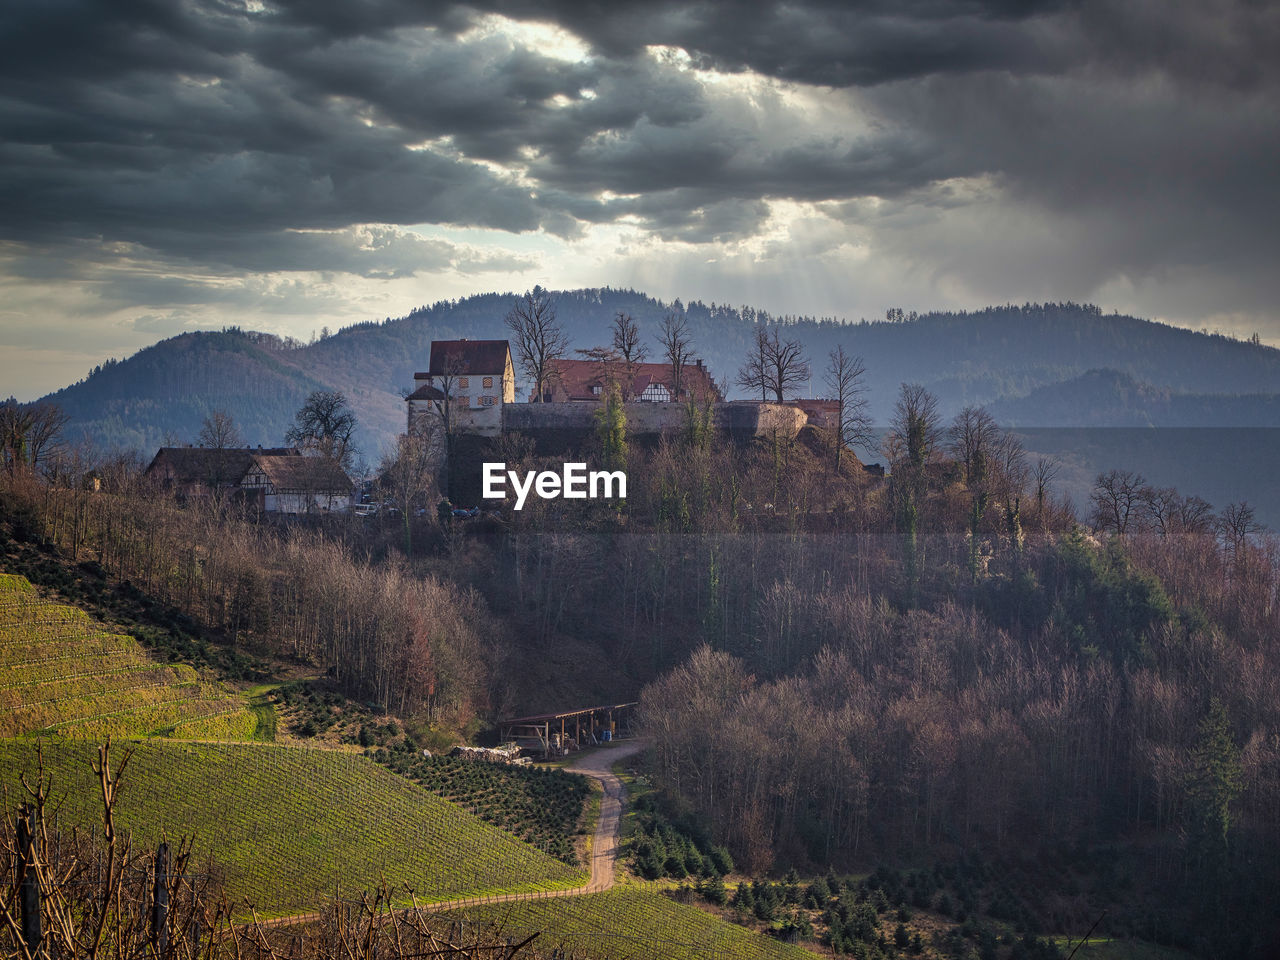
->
(252, 739), (646, 929)
(421, 738), (647, 911)
(563, 738), (646, 894)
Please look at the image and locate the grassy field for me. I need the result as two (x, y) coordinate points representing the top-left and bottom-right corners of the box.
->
(0, 573), (259, 739)
(445, 889), (820, 960)
(377, 750), (591, 864)
(0, 738), (587, 917)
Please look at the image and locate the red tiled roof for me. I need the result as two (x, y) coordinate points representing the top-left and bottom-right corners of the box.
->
(543, 358), (720, 402)
(426, 340), (510, 376)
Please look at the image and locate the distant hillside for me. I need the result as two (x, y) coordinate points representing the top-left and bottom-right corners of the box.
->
(42, 291), (1280, 458)
(988, 369), (1280, 427)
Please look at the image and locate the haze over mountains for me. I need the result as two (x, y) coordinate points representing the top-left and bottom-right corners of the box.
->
(41, 289), (1280, 462)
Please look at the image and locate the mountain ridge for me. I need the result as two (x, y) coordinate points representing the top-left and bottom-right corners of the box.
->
(39, 290), (1280, 460)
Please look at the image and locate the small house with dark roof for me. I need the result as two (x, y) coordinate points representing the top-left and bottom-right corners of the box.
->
(145, 446), (299, 498)
(239, 453), (352, 514)
(407, 338), (515, 437)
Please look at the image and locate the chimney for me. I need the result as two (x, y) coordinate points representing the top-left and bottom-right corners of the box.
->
(695, 358), (704, 369)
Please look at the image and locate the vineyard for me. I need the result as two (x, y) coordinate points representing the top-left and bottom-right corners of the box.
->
(377, 749), (591, 864)
(0, 739), (587, 917)
(445, 889), (820, 960)
(0, 573), (259, 739)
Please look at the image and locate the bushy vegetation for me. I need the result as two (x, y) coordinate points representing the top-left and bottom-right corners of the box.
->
(0, 739), (586, 916)
(628, 791), (733, 881)
(721, 863), (1066, 958)
(1, 478), (490, 727)
(376, 749), (591, 864)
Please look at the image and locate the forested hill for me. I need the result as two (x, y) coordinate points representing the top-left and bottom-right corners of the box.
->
(43, 290), (1280, 457)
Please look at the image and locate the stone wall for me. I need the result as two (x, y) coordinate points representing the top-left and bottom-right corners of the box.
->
(501, 400), (808, 440)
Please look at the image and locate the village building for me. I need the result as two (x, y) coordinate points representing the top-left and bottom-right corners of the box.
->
(144, 446), (299, 498)
(536, 357), (722, 403)
(238, 453), (352, 514)
(407, 339), (515, 437)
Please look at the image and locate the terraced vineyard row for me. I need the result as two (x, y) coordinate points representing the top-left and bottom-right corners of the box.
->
(0, 739), (588, 917)
(0, 572), (258, 739)
(445, 889), (819, 960)
(377, 749), (591, 864)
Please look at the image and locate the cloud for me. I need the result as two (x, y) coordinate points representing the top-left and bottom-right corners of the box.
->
(0, 0), (1278, 399)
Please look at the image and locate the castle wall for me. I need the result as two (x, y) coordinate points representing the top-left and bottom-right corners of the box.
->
(501, 401), (807, 439)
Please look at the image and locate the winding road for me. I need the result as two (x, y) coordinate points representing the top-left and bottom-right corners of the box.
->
(424, 737), (647, 910)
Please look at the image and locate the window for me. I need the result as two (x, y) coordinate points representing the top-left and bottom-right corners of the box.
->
(456, 396), (469, 407)
(483, 376), (493, 388)
(480, 395), (495, 406)
(458, 377), (469, 388)
(591, 384), (602, 395)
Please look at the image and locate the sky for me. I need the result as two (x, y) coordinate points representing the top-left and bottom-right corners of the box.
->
(2, 0), (1278, 399)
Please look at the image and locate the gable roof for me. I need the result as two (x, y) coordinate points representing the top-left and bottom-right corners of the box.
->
(544, 358), (720, 402)
(422, 339), (511, 377)
(145, 446), (298, 486)
(245, 454), (351, 493)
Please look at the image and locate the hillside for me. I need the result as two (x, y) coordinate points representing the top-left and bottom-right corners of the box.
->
(0, 572), (260, 739)
(445, 888), (820, 960)
(0, 738), (586, 917)
(41, 293), (1280, 458)
(988, 369), (1280, 427)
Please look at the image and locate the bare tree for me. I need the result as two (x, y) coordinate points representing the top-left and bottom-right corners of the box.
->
(993, 430), (1028, 497)
(1173, 493), (1214, 534)
(948, 406), (1000, 487)
(737, 326), (808, 402)
(612, 312), (647, 398)
(657, 312), (693, 401)
(198, 409), (243, 491)
(1032, 456), (1059, 515)
(886, 383), (942, 474)
(426, 348), (470, 441)
(286, 390), (358, 470)
(380, 421), (437, 554)
(504, 288), (568, 402)
(198, 409), (240, 450)
(824, 346), (874, 472)
(1218, 501), (1260, 557)
(1090, 469), (1151, 535)
(1, 400), (70, 476)
(575, 344), (622, 398)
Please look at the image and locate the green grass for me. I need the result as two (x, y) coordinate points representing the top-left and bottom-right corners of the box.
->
(0, 738), (586, 917)
(0, 573), (259, 740)
(445, 889), (820, 960)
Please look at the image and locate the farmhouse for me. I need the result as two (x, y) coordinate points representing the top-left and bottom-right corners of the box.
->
(239, 453), (352, 514)
(535, 357), (721, 403)
(144, 446), (299, 498)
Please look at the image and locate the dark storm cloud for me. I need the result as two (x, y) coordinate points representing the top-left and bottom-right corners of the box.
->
(0, 0), (1277, 289)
